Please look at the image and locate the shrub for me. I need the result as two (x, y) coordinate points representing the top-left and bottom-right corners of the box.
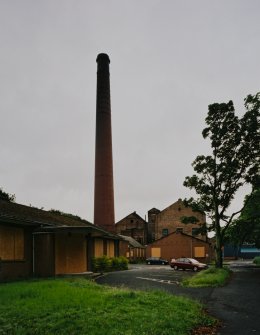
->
(92, 256), (128, 272)
(253, 256), (260, 265)
(117, 256), (128, 270)
(0, 187), (15, 202)
(92, 256), (111, 273)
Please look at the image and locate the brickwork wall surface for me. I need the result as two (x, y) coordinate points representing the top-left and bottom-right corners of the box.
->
(155, 200), (205, 240)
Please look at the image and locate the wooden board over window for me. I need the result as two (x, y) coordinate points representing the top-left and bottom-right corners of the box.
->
(107, 240), (115, 257)
(194, 246), (205, 258)
(151, 247), (161, 257)
(55, 233), (87, 275)
(94, 238), (104, 257)
(0, 226), (24, 260)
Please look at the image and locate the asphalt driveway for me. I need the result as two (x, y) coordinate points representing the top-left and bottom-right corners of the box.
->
(95, 261), (260, 335)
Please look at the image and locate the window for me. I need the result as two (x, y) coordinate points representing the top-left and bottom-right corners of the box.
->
(194, 247), (205, 258)
(151, 247), (161, 257)
(176, 228), (183, 233)
(162, 228), (168, 236)
(0, 226), (24, 260)
(192, 228), (200, 236)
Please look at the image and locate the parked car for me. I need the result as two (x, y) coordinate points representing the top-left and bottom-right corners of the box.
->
(170, 257), (208, 271)
(146, 257), (169, 265)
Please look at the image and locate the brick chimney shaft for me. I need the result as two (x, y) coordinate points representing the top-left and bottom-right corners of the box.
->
(94, 53), (115, 232)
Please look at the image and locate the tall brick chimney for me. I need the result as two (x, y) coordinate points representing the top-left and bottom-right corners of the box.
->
(94, 53), (115, 232)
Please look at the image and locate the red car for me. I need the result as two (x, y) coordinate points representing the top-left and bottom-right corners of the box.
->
(170, 257), (208, 272)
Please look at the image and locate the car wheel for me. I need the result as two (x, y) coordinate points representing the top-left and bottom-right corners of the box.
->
(193, 266), (198, 272)
(147, 261), (151, 265)
(173, 265), (178, 271)
(162, 262), (165, 265)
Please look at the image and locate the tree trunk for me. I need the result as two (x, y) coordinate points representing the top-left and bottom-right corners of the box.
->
(215, 221), (223, 268)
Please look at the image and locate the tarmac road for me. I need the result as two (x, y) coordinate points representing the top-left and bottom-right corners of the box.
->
(95, 261), (260, 335)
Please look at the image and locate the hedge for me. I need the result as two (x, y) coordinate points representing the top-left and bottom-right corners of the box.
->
(92, 256), (128, 272)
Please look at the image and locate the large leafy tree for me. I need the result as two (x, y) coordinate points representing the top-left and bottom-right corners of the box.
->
(226, 183), (260, 249)
(183, 93), (260, 268)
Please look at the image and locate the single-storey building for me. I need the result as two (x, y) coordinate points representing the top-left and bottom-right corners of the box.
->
(0, 200), (120, 282)
(146, 231), (213, 264)
(118, 234), (146, 262)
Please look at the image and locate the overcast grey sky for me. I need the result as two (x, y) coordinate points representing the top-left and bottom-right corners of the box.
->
(1, 0), (259, 222)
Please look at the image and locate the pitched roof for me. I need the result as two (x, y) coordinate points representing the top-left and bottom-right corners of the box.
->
(148, 230), (211, 245)
(0, 199), (91, 227)
(118, 234), (145, 248)
(115, 211), (147, 225)
(0, 200), (119, 239)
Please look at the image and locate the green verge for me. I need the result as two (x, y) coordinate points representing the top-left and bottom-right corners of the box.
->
(182, 267), (231, 288)
(253, 256), (260, 265)
(0, 278), (215, 335)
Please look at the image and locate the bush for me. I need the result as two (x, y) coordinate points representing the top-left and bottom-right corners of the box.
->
(92, 256), (128, 272)
(92, 256), (111, 272)
(253, 256), (260, 265)
(117, 256), (128, 270)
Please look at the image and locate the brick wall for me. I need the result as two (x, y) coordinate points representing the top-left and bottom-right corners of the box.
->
(146, 232), (213, 263)
(115, 212), (147, 245)
(154, 199), (206, 240)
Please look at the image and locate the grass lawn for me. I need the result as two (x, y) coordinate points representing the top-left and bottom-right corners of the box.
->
(182, 267), (231, 288)
(0, 278), (216, 335)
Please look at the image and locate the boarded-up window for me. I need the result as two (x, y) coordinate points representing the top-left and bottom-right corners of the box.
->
(55, 234), (87, 275)
(151, 247), (161, 257)
(107, 240), (115, 257)
(194, 247), (205, 258)
(94, 239), (104, 257)
(0, 226), (24, 260)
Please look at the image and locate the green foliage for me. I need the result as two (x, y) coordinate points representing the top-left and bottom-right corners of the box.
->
(180, 216), (199, 224)
(180, 215), (208, 236)
(0, 279), (216, 335)
(110, 256), (128, 270)
(92, 256), (111, 272)
(49, 209), (86, 222)
(92, 256), (128, 272)
(183, 93), (260, 268)
(253, 256), (260, 265)
(226, 185), (260, 248)
(0, 187), (15, 202)
(182, 267), (231, 287)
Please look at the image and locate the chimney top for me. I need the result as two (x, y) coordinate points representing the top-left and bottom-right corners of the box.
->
(96, 53), (110, 64)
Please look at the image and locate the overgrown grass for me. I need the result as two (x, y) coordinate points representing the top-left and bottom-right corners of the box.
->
(182, 267), (231, 287)
(253, 256), (260, 265)
(0, 278), (216, 335)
